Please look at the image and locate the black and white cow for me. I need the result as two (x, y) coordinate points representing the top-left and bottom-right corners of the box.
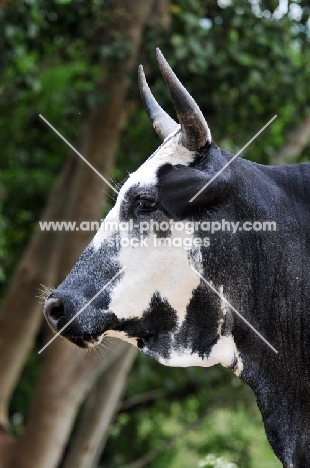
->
(44, 49), (310, 467)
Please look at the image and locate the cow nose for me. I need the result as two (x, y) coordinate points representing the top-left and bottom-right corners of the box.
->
(43, 297), (65, 331)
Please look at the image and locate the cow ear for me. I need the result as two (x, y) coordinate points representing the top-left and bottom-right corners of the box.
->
(156, 163), (228, 220)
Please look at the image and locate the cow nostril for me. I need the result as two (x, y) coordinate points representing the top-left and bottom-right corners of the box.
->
(44, 297), (65, 330)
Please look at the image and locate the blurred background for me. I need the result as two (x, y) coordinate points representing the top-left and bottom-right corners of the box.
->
(0, 1), (309, 467)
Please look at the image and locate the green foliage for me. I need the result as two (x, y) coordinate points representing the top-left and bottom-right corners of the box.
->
(198, 454), (238, 468)
(103, 357), (281, 468)
(142, 0), (310, 161)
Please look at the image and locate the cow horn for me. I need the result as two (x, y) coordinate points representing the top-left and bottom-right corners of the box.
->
(138, 64), (179, 141)
(156, 48), (211, 151)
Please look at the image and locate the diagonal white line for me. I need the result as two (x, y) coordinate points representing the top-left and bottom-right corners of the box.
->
(38, 266), (127, 354)
(189, 115), (277, 203)
(190, 266), (278, 354)
(39, 114), (126, 201)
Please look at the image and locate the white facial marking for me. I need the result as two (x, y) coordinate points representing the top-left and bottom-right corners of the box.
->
(158, 334), (243, 376)
(108, 230), (200, 323)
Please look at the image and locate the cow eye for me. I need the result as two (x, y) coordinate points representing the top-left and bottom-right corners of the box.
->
(135, 198), (157, 214)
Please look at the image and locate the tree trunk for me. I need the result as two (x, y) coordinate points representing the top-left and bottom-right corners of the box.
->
(0, 155), (78, 430)
(62, 346), (137, 468)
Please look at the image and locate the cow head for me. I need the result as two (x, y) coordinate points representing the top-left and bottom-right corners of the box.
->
(43, 49), (276, 374)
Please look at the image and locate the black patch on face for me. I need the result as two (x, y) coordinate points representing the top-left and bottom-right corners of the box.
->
(114, 292), (178, 360)
(175, 282), (221, 359)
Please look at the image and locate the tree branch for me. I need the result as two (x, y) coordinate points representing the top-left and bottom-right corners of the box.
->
(118, 382), (202, 413)
(119, 388), (166, 412)
(271, 114), (310, 165)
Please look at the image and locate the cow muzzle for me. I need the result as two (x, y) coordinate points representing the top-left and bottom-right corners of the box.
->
(43, 294), (117, 348)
